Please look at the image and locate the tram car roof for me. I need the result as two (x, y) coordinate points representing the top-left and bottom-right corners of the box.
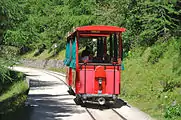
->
(67, 25), (126, 39)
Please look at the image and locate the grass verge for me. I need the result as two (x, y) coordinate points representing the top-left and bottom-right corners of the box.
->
(0, 80), (29, 116)
(48, 67), (66, 74)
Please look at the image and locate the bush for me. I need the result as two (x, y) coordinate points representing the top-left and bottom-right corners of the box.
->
(147, 42), (167, 64)
(164, 104), (181, 119)
(0, 80), (29, 117)
(162, 81), (181, 92)
(0, 70), (25, 95)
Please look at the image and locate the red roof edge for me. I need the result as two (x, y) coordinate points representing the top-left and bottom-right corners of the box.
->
(76, 25), (126, 32)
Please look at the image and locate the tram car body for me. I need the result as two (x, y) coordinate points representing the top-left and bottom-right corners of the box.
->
(64, 25), (126, 105)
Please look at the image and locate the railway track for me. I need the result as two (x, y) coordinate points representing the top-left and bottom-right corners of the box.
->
(112, 108), (127, 120)
(85, 108), (127, 120)
(44, 70), (128, 120)
(12, 67), (153, 120)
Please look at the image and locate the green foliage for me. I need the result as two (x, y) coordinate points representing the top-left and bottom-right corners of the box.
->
(148, 42), (168, 64)
(165, 104), (181, 120)
(92, 0), (181, 53)
(122, 38), (181, 119)
(137, 1), (180, 45)
(0, 80), (28, 115)
(0, 70), (25, 95)
(0, 45), (19, 85)
(0, 0), (97, 52)
(0, 0), (180, 54)
(0, 79), (27, 102)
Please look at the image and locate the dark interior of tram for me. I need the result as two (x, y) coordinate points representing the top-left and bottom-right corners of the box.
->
(78, 34), (120, 64)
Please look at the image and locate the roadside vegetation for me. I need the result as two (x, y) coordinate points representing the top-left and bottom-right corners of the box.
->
(48, 67), (66, 74)
(0, 79), (28, 114)
(0, 69), (29, 118)
(0, 17), (28, 118)
(122, 39), (181, 120)
(0, 0), (181, 119)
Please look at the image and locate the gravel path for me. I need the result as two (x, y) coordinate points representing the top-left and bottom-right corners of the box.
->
(12, 66), (153, 120)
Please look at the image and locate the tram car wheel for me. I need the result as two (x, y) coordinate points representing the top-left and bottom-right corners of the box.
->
(74, 95), (83, 105)
(67, 86), (75, 96)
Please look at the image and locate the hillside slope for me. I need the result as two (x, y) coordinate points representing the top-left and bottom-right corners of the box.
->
(121, 39), (181, 120)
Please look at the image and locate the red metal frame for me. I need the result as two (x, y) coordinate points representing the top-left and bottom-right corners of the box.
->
(76, 25), (126, 32)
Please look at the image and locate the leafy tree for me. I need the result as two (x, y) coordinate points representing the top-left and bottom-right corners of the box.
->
(0, 0), (180, 54)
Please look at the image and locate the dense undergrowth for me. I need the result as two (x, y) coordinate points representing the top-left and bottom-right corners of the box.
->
(122, 38), (181, 120)
(0, 70), (25, 94)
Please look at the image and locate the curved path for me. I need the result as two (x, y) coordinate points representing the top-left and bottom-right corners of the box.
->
(12, 66), (153, 120)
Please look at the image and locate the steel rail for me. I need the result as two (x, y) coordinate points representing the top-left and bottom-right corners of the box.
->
(112, 108), (127, 120)
(85, 108), (97, 120)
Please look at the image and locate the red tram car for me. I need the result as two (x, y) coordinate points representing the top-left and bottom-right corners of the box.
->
(64, 25), (126, 105)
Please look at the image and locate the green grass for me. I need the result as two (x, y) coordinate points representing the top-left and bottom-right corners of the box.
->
(48, 67), (66, 74)
(50, 49), (66, 60)
(22, 49), (65, 60)
(0, 79), (29, 115)
(121, 39), (181, 120)
(0, 80), (28, 102)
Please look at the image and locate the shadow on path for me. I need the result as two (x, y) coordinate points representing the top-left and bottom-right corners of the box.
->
(2, 77), (85, 120)
(81, 99), (128, 110)
(29, 79), (64, 88)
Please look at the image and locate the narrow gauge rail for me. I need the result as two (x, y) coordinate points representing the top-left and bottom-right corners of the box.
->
(85, 108), (127, 120)
(85, 108), (96, 120)
(112, 108), (127, 120)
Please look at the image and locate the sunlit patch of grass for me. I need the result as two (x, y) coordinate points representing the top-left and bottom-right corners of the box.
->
(21, 50), (36, 59)
(0, 79), (29, 115)
(48, 67), (66, 74)
(21, 49), (65, 60)
(0, 80), (28, 102)
(51, 49), (65, 60)
(21, 49), (53, 60)
(35, 50), (52, 60)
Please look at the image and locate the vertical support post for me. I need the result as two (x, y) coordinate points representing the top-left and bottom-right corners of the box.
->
(97, 38), (100, 57)
(76, 32), (79, 93)
(69, 39), (72, 61)
(113, 33), (118, 62)
(113, 63), (116, 94)
(84, 63), (86, 93)
(69, 39), (73, 86)
(100, 37), (103, 59)
(76, 32), (79, 71)
(69, 68), (72, 85)
(104, 37), (107, 55)
(118, 32), (122, 94)
(120, 33), (123, 61)
(118, 32), (122, 64)
(110, 34), (113, 58)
